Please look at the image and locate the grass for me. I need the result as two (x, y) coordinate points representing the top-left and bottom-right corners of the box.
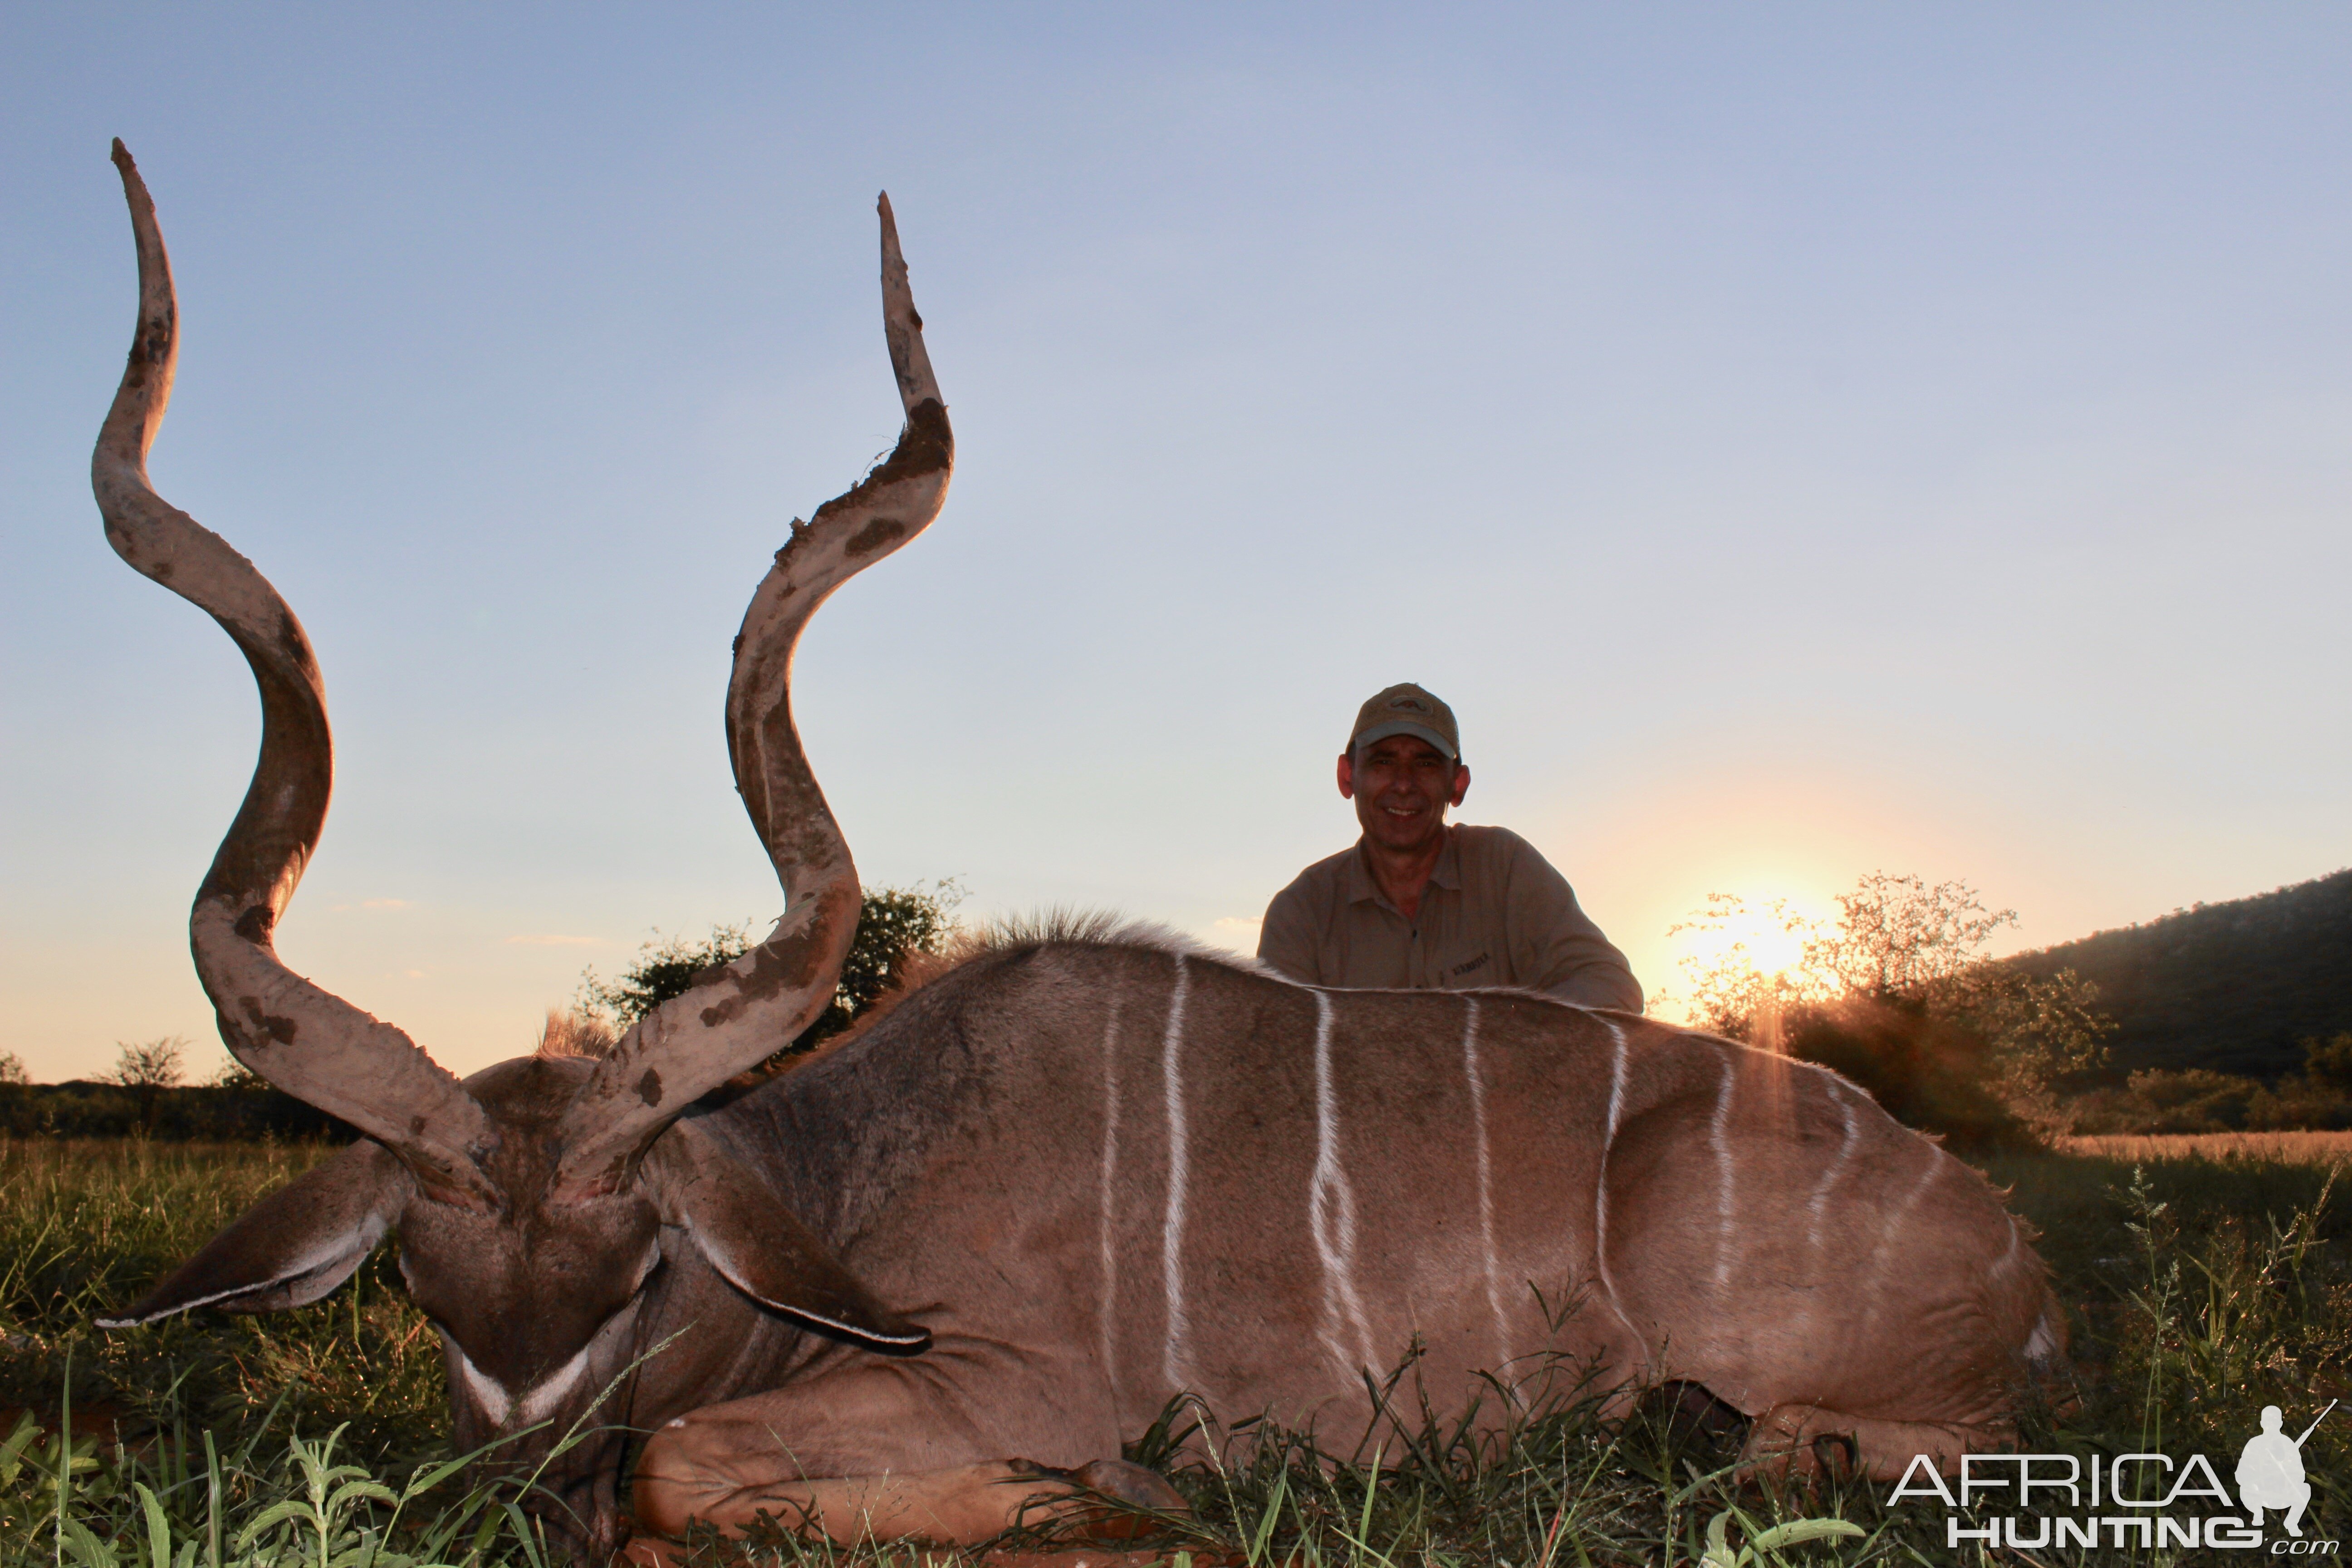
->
(2055, 1129), (2352, 1165)
(0, 1139), (445, 1457)
(0, 1138), (572, 1568)
(4, 1134), (2350, 1565)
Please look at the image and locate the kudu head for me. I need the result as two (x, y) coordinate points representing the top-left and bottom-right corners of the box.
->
(90, 142), (952, 1550)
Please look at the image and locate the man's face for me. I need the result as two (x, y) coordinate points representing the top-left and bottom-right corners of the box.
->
(1338, 734), (1471, 855)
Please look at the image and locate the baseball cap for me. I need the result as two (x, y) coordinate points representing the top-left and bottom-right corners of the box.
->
(1348, 683), (1459, 760)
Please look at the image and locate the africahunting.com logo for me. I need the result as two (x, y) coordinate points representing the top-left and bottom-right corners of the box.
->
(1888, 1401), (2337, 1553)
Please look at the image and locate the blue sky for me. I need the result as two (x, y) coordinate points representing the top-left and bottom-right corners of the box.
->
(5, 4), (2348, 1080)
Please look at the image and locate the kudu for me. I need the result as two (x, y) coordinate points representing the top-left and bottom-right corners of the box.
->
(96, 144), (2068, 1556)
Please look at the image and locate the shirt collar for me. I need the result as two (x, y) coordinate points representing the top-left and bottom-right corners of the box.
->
(1430, 828), (1464, 890)
(1345, 826), (1461, 906)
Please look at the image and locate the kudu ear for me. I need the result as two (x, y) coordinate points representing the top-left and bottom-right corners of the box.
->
(644, 1123), (930, 1356)
(98, 1142), (412, 1327)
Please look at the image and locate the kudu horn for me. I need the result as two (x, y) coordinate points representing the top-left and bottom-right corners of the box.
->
(551, 194), (954, 1196)
(93, 141), (496, 1208)
(95, 144), (952, 1207)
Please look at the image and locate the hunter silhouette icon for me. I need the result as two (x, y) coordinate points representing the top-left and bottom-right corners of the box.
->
(2238, 1400), (2332, 1536)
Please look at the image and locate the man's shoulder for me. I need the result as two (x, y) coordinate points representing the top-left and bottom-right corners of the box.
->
(1448, 825), (1578, 910)
(1450, 823), (1553, 869)
(1269, 843), (1363, 908)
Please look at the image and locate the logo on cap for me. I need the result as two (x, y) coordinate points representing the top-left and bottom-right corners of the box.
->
(1348, 683), (1460, 760)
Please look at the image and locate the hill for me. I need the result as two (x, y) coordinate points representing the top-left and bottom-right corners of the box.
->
(2004, 867), (2352, 1080)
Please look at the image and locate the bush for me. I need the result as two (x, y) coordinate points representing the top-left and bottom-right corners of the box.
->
(1668, 872), (2115, 1142)
(1784, 997), (2034, 1152)
(576, 881), (962, 1072)
(0, 1082), (353, 1141)
(2122, 1067), (2260, 1133)
(2066, 1035), (2352, 1135)
(2304, 1029), (2352, 1092)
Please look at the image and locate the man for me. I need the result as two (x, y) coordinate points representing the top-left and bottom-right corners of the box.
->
(1257, 683), (1642, 1011)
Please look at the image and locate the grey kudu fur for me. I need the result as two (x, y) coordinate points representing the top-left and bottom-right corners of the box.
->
(95, 144), (2067, 1554)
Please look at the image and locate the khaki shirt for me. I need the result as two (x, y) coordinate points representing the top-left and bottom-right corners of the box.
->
(1257, 825), (1642, 1011)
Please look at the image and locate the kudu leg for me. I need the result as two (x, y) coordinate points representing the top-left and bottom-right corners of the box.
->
(633, 1446), (1182, 1549)
(629, 1366), (1181, 1549)
(635, 1453), (1090, 1546)
(1740, 1402), (2012, 1483)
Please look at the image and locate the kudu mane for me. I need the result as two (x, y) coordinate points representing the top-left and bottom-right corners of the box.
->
(806, 907), (1758, 1077)
(773, 912), (1207, 1071)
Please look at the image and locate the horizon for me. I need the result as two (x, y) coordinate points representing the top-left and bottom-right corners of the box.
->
(14, 861), (2349, 1089)
(6, 7), (2348, 1081)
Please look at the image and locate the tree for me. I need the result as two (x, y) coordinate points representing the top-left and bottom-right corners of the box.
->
(0, 1051), (29, 1086)
(1936, 964), (2114, 1125)
(108, 1035), (188, 1132)
(108, 1035), (185, 1088)
(2302, 1031), (2352, 1093)
(1822, 873), (2018, 1000)
(576, 880), (964, 1073)
(576, 921), (759, 1031)
(208, 1055), (265, 1089)
(1664, 872), (2113, 1144)
(1662, 893), (1835, 1049)
(1784, 998), (2024, 1150)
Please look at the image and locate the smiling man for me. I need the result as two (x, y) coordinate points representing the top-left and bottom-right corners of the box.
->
(1257, 684), (1642, 1011)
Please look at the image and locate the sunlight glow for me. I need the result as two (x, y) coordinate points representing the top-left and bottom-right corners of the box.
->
(1652, 884), (1840, 1030)
(1667, 890), (1829, 977)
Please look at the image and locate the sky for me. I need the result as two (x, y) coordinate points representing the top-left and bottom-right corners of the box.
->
(4, 4), (2348, 1083)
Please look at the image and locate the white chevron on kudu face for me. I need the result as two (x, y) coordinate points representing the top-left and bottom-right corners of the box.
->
(456, 1343), (593, 1430)
(1458, 998), (1509, 1367)
(1159, 955), (1193, 1388)
(1309, 988), (1376, 1375)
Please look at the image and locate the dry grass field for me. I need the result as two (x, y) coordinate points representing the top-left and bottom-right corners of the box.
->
(2054, 1129), (2352, 1165)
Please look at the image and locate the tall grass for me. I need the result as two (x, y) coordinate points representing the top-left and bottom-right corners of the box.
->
(4, 1137), (2349, 1565)
(0, 1139), (587, 1568)
(0, 1139), (444, 1457)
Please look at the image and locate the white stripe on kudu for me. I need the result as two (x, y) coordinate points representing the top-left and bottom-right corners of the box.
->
(1159, 955), (1192, 1389)
(1804, 1082), (1861, 1256)
(1791, 1078), (1862, 1345)
(1592, 1018), (1643, 1355)
(1858, 1142), (1949, 1338)
(1459, 998), (1509, 1363)
(1708, 1043), (1738, 1293)
(1096, 989), (1126, 1388)
(1310, 990), (1376, 1375)
(1994, 1213), (2023, 1277)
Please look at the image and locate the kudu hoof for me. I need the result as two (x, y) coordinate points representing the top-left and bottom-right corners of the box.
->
(615, 1536), (682, 1568)
(1011, 1457), (1189, 1541)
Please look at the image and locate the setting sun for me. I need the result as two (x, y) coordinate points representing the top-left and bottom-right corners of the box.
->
(1687, 902), (1812, 975)
(1656, 887), (1839, 1028)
